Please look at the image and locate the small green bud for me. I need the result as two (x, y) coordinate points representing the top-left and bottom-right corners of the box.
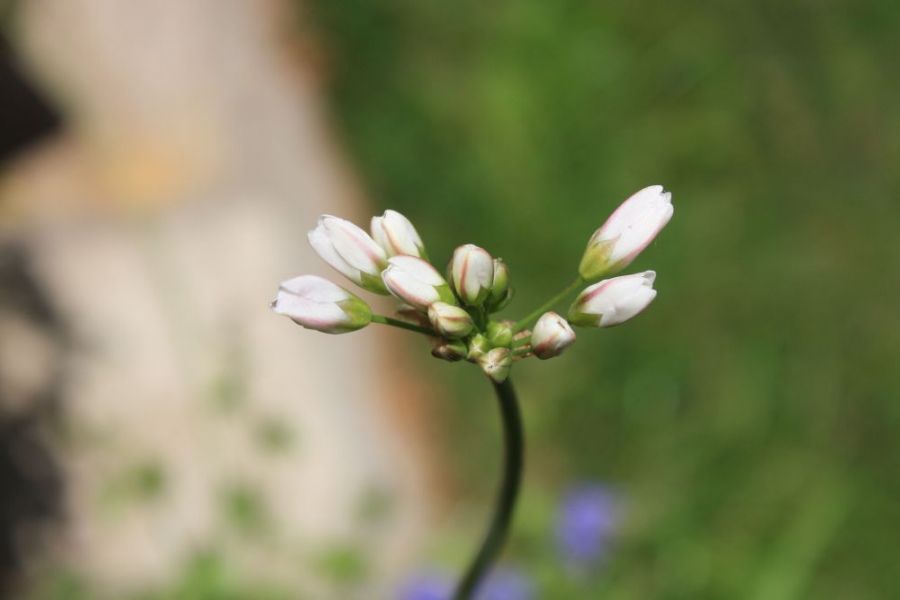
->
(467, 333), (491, 361)
(478, 347), (512, 383)
(486, 320), (513, 348)
(486, 259), (514, 312)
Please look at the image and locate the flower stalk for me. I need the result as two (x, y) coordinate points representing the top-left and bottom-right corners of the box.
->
(513, 276), (584, 333)
(369, 314), (434, 335)
(453, 377), (524, 600)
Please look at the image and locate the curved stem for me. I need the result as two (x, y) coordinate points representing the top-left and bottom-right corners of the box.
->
(513, 276), (584, 333)
(370, 314), (433, 335)
(453, 377), (524, 600)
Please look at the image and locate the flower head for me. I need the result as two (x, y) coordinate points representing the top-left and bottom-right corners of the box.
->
(530, 312), (576, 359)
(271, 275), (371, 334)
(308, 215), (389, 293)
(568, 271), (657, 328)
(371, 209), (427, 258)
(579, 186), (673, 281)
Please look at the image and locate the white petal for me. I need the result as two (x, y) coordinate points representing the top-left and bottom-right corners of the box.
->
(308, 224), (360, 282)
(608, 202), (674, 264)
(370, 215), (391, 254)
(272, 289), (348, 329)
(322, 216), (386, 274)
(600, 287), (657, 326)
(581, 271), (657, 326)
(278, 275), (349, 303)
(464, 248), (493, 294)
(452, 244), (493, 301)
(382, 209), (423, 256)
(387, 255), (445, 285)
(383, 266), (440, 308)
(599, 185), (670, 239)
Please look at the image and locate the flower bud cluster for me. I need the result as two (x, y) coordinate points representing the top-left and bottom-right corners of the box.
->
(272, 184), (672, 382)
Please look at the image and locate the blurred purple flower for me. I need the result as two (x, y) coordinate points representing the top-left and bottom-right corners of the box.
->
(555, 483), (618, 568)
(398, 571), (452, 600)
(397, 567), (533, 600)
(477, 568), (534, 600)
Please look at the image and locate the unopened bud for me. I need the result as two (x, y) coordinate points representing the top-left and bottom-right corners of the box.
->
(579, 186), (673, 281)
(486, 320), (513, 348)
(382, 256), (456, 310)
(450, 244), (494, 306)
(371, 209), (427, 259)
(432, 339), (468, 362)
(428, 302), (475, 339)
(308, 215), (388, 294)
(272, 275), (371, 334)
(568, 271), (657, 327)
(530, 312), (576, 359)
(467, 333), (491, 361)
(486, 258), (513, 312)
(478, 347), (512, 383)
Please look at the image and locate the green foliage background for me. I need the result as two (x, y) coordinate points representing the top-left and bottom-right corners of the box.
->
(305, 1), (900, 598)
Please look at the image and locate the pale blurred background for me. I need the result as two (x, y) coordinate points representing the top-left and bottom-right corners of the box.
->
(1, 1), (438, 598)
(2, 1), (900, 599)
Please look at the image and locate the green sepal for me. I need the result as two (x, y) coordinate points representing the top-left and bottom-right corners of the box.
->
(566, 305), (601, 328)
(487, 286), (514, 313)
(436, 284), (459, 306)
(578, 238), (616, 282)
(359, 271), (389, 295)
(337, 297), (373, 332)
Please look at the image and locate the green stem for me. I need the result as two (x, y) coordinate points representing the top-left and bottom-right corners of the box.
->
(511, 337), (531, 349)
(513, 276), (584, 333)
(370, 314), (433, 335)
(453, 377), (524, 600)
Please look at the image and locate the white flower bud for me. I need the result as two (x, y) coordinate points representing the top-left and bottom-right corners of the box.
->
(308, 215), (389, 294)
(272, 275), (371, 334)
(568, 271), (657, 328)
(478, 347), (512, 383)
(381, 256), (456, 310)
(450, 244), (494, 306)
(530, 312), (576, 359)
(428, 302), (475, 339)
(579, 186), (673, 281)
(371, 209), (427, 258)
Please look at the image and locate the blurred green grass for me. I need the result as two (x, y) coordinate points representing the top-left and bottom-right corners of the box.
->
(306, 1), (900, 597)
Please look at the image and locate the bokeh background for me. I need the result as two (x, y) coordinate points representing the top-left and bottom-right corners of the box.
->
(2, 1), (899, 598)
